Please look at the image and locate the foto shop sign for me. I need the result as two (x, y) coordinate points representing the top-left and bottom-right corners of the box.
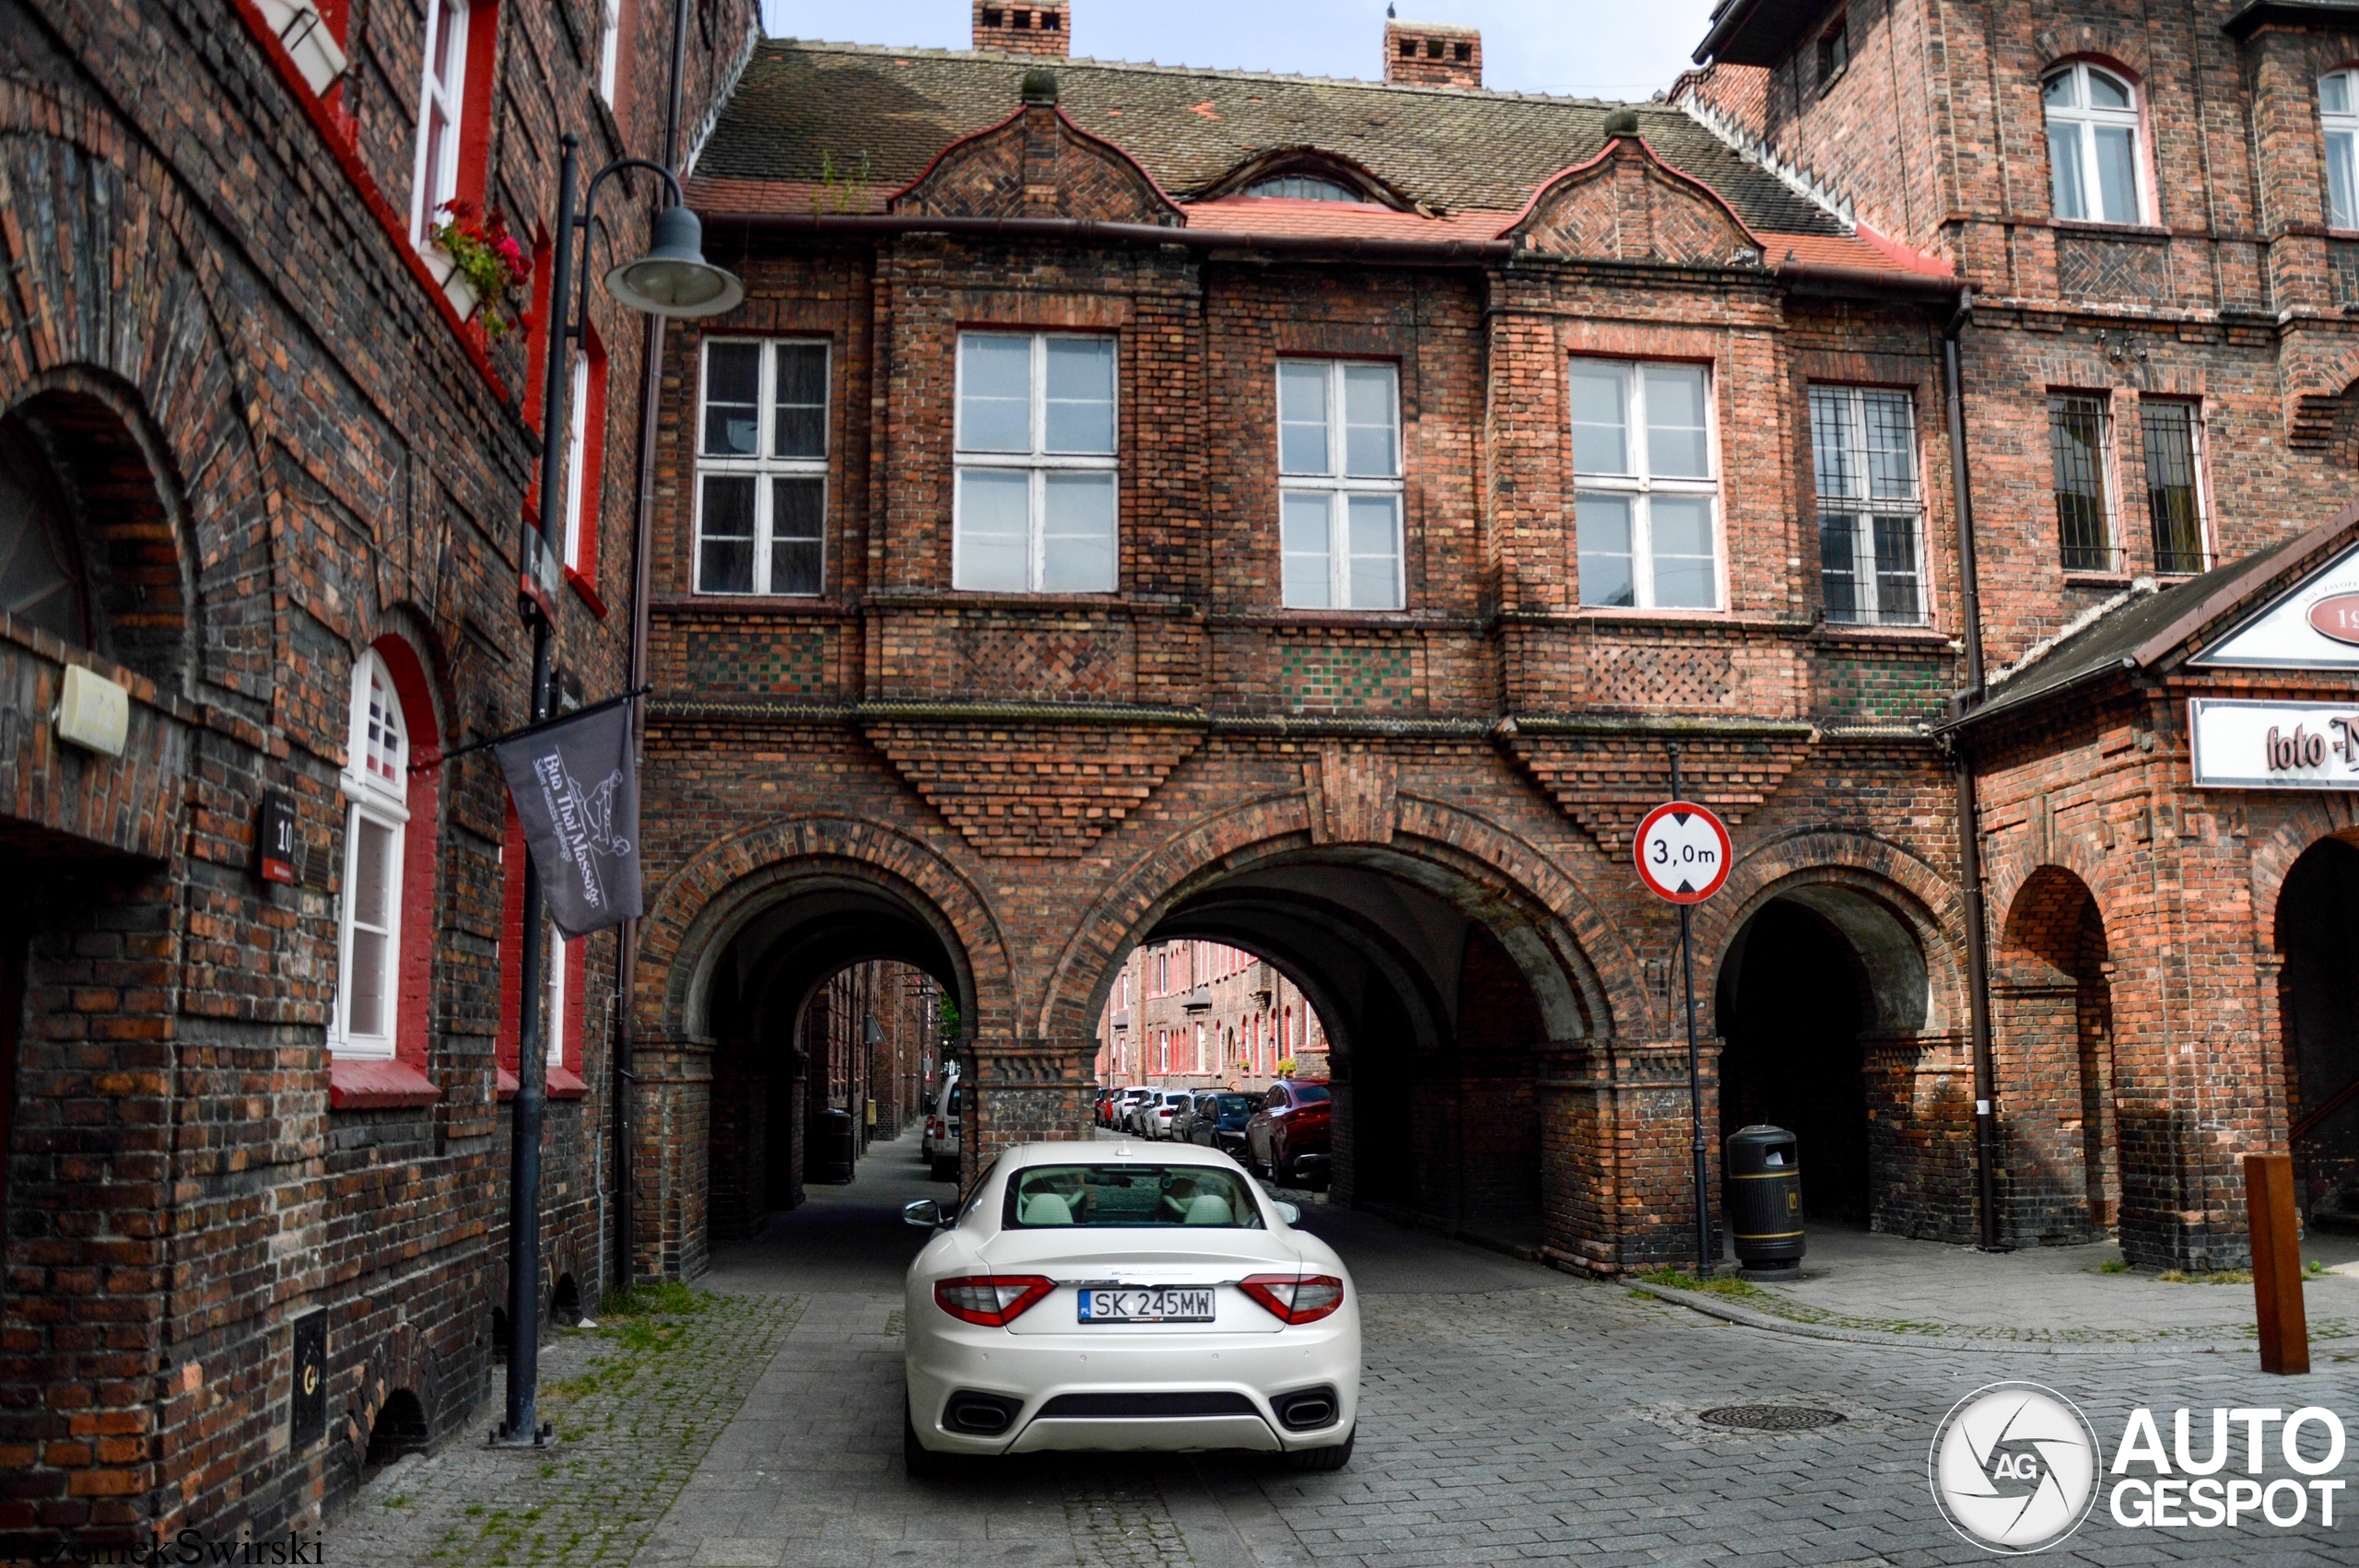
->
(495, 699), (643, 937)
(2188, 698), (2359, 791)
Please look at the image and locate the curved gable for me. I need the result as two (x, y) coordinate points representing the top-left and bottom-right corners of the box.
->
(1504, 134), (1763, 267)
(889, 102), (1183, 226)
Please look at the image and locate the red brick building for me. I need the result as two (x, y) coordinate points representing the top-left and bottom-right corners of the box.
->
(0, 0), (751, 1551)
(627, 0), (2359, 1283)
(1095, 940), (1331, 1094)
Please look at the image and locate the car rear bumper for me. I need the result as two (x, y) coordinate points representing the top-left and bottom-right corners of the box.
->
(907, 1320), (1358, 1456)
(1007, 1414), (1280, 1453)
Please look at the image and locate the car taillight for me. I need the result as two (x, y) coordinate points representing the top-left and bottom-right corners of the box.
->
(1239, 1274), (1345, 1325)
(933, 1275), (1054, 1327)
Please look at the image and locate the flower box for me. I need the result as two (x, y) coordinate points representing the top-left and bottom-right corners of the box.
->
(255, 0), (349, 97)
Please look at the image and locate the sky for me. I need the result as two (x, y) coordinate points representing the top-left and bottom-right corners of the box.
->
(759, 1), (1722, 101)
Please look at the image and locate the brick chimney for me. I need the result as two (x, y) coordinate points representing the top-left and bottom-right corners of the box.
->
(1384, 18), (1481, 89)
(974, 2), (1071, 57)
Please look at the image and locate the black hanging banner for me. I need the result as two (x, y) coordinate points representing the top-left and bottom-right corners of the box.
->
(495, 700), (643, 938)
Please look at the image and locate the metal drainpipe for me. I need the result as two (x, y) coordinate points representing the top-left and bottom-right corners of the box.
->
(1942, 289), (2003, 1252)
(610, 0), (698, 1297)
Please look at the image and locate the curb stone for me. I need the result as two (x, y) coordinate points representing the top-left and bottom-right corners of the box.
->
(1624, 1280), (2359, 1356)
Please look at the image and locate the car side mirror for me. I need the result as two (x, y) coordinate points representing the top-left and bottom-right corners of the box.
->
(903, 1199), (946, 1230)
(1273, 1201), (1302, 1225)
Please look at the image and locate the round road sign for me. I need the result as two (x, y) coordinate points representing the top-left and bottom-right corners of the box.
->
(1634, 801), (1732, 904)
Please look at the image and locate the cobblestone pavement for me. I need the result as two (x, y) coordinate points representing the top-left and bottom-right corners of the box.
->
(334, 1131), (2359, 1565)
(326, 1287), (805, 1566)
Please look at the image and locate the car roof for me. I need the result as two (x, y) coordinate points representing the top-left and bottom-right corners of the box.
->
(998, 1141), (1238, 1171)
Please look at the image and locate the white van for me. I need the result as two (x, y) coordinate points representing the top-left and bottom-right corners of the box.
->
(923, 1066), (963, 1181)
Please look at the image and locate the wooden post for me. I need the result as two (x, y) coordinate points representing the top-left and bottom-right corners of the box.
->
(2246, 1153), (2309, 1375)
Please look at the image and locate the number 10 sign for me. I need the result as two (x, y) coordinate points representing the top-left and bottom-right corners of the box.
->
(1634, 800), (1732, 905)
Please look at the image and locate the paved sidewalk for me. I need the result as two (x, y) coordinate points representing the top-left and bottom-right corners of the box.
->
(1632, 1222), (2359, 1351)
(327, 1286), (805, 1565)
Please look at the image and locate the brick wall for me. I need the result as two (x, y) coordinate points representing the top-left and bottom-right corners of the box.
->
(0, 0), (753, 1552)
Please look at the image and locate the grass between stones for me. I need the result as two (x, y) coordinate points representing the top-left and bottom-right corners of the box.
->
(359, 1286), (806, 1567)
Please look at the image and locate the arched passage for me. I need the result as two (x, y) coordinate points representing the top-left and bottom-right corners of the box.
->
(701, 875), (968, 1238)
(1074, 835), (1606, 1253)
(1715, 882), (1934, 1231)
(1997, 866), (2116, 1242)
(2276, 836), (2359, 1220)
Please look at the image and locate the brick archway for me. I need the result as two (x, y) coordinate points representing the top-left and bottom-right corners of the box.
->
(1039, 789), (1638, 1049)
(1701, 830), (1970, 1239)
(639, 814), (1012, 1047)
(1994, 864), (2119, 1244)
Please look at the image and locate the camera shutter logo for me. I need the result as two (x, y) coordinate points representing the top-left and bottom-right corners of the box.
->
(1930, 1382), (2102, 1553)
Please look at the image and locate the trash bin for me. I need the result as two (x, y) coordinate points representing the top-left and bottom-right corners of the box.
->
(816, 1107), (856, 1185)
(1723, 1124), (1804, 1271)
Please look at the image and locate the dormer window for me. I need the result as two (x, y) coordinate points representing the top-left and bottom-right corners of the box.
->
(1242, 174), (1371, 203)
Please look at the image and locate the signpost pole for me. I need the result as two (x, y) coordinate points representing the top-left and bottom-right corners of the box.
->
(1668, 747), (1711, 1277)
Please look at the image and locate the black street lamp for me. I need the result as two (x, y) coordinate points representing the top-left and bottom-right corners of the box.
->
(497, 133), (739, 1449)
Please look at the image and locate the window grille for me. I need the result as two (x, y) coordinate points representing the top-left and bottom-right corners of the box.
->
(1809, 386), (1926, 626)
(2140, 402), (2207, 575)
(2048, 393), (2118, 573)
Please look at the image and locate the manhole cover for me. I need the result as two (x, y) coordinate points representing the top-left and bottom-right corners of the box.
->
(1697, 1404), (1848, 1432)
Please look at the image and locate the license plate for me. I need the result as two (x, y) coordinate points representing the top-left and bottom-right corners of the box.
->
(1077, 1288), (1214, 1323)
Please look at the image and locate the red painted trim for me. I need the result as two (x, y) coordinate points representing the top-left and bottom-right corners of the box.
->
(226, 0), (508, 401)
(330, 1056), (443, 1110)
(885, 104), (1186, 222)
(565, 565), (609, 619)
(499, 800), (524, 1073)
(522, 231), (556, 435)
(1496, 135), (1767, 251)
(569, 322), (609, 597)
(455, 0), (501, 212)
(547, 1066), (591, 1100)
(373, 635), (443, 1078)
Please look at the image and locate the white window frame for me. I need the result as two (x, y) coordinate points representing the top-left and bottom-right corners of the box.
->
(1569, 357), (1723, 612)
(2324, 71), (2359, 230)
(1277, 358), (1405, 611)
(597, 0), (621, 106)
(952, 331), (1121, 594)
(2042, 62), (2145, 226)
(563, 351), (592, 570)
(409, 0), (469, 244)
(334, 651), (410, 1060)
(546, 930), (568, 1069)
(692, 338), (831, 596)
(1807, 384), (1929, 627)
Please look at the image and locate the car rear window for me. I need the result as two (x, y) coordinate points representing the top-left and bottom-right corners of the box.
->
(1003, 1164), (1266, 1229)
(1292, 1085), (1331, 1105)
(1215, 1094), (1255, 1114)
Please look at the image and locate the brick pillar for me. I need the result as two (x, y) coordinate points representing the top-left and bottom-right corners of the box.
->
(1990, 976), (2097, 1244)
(1537, 1036), (1721, 1274)
(1861, 1031), (1975, 1241)
(964, 1039), (1090, 1181)
(629, 1031), (712, 1281)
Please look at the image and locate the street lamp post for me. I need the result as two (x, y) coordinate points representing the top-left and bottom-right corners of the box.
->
(496, 133), (739, 1449)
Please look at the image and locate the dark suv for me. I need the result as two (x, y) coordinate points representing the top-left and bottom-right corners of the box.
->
(1177, 1091), (1259, 1154)
(1245, 1080), (1332, 1184)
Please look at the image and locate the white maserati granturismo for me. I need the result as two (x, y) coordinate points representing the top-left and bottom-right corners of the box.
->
(900, 1141), (1359, 1475)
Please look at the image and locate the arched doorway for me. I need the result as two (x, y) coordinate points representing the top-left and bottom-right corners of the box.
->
(700, 877), (967, 1239)
(1998, 867), (2116, 1241)
(1715, 883), (1933, 1232)
(2276, 837), (2359, 1220)
(1086, 844), (1599, 1253)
